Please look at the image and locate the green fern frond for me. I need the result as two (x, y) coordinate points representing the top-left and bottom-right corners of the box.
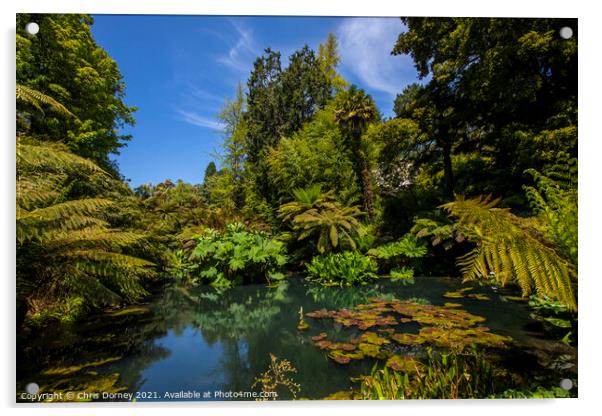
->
(17, 138), (107, 175)
(16, 84), (76, 118)
(442, 195), (576, 310)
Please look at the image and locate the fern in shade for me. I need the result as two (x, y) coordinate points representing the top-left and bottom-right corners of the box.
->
(441, 195), (576, 311)
(16, 86), (154, 320)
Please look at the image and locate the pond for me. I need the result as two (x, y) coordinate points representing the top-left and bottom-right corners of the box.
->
(16, 276), (577, 401)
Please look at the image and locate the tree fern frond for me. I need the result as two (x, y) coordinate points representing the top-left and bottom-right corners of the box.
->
(441, 195), (576, 310)
(16, 84), (76, 119)
(17, 139), (107, 175)
(17, 198), (114, 223)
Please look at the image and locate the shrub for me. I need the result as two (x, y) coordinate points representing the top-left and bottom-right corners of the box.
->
(189, 222), (287, 286)
(305, 251), (378, 286)
(368, 233), (426, 279)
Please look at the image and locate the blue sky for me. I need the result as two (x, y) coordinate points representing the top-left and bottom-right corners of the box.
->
(91, 15), (420, 187)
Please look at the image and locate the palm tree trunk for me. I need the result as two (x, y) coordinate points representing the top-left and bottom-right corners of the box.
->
(358, 155), (375, 221)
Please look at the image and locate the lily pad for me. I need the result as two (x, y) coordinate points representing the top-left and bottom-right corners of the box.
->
(391, 333), (425, 346)
(311, 332), (328, 341)
(443, 287), (473, 299)
(467, 293), (491, 301)
(358, 331), (390, 346)
(385, 355), (424, 373)
(357, 342), (388, 359)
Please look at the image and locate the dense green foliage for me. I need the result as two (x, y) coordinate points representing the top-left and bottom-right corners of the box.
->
(17, 136), (154, 324)
(306, 251), (378, 287)
(16, 15), (579, 401)
(368, 234), (427, 280)
(189, 223), (287, 287)
(17, 14), (136, 174)
(17, 13), (577, 362)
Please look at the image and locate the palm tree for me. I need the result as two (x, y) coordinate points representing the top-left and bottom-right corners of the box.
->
(333, 85), (379, 220)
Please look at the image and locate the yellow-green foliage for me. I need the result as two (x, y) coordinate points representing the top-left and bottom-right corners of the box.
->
(441, 195), (576, 310)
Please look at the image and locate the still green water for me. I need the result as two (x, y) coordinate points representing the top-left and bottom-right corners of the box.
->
(17, 277), (576, 401)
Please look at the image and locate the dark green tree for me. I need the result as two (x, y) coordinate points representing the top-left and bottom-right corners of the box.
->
(392, 17), (577, 205)
(203, 161), (217, 183)
(244, 45), (332, 208)
(16, 14), (136, 175)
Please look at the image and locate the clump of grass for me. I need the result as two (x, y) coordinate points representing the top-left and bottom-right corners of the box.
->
(360, 348), (500, 399)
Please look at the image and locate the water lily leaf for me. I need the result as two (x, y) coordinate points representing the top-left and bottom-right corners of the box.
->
(305, 309), (335, 319)
(358, 332), (390, 346)
(467, 293), (491, 301)
(311, 332), (328, 341)
(357, 342), (388, 359)
(391, 333), (425, 345)
(385, 355), (424, 373)
(314, 340), (332, 349)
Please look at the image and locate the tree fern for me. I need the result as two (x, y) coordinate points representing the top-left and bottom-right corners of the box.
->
(441, 195), (576, 310)
(16, 84), (76, 118)
(17, 138), (154, 317)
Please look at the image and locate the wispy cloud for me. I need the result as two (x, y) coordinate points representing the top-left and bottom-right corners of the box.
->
(336, 18), (417, 98)
(189, 86), (226, 105)
(216, 20), (260, 72)
(177, 109), (223, 131)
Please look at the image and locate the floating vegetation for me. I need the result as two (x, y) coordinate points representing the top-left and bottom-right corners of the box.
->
(444, 302), (462, 308)
(467, 293), (491, 301)
(385, 355), (424, 373)
(323, 390), (359, 400)
(306, 298), (511, 368)
(311, 332), (328, 341)
(442, 287), (473, 299)
(503, 295), (528, 302)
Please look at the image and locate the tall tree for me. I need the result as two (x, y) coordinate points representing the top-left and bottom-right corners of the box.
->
(333, 86), (379, 220)
(217, 82), (248, 209)
(392, 17), (577, 205)
(203, 161), (217, 183)
(393, 82), (460, 200)
(317, 33), (348, 93)
(16, 14), (136, 175)
(245, 46), (332, 207)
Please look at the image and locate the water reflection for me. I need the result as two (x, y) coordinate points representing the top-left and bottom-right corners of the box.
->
(17, 277), (576, 401)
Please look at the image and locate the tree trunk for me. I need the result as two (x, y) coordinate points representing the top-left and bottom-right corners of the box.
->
(358, 156), (375, 221)
(441, 139), (455, 200)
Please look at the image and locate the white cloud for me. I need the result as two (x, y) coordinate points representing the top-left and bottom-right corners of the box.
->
(216, 20), (259, 72)
(177, 109), (223, 131)
(336, 18), (417, 97)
